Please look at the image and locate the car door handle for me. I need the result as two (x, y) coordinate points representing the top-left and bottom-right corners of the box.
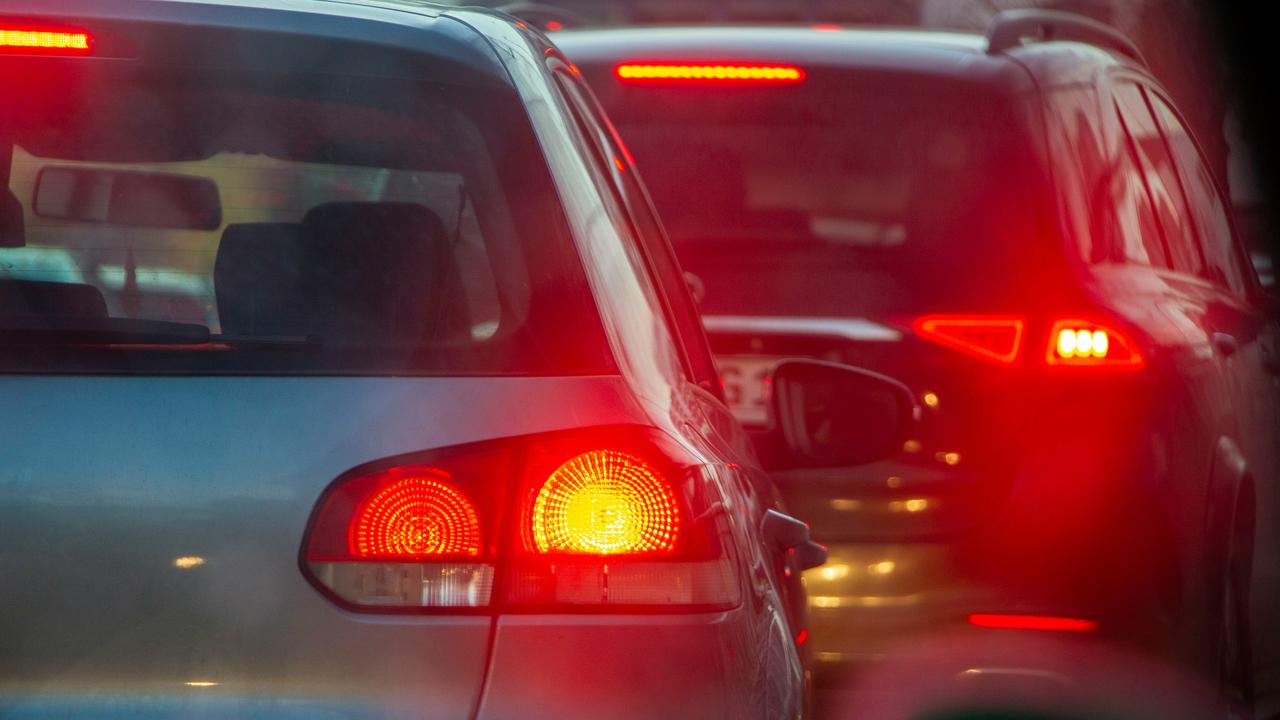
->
(1212, 332), (1238, 358)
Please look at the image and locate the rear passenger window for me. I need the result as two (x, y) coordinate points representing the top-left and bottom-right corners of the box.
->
(1148, 92), (1249, 295)
(0, 64), (614, 376)
(1048, 87), (1164, 267)
(1114, 82), (1205, 276)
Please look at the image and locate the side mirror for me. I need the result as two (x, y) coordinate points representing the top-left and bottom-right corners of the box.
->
(769, 359), (917, 468)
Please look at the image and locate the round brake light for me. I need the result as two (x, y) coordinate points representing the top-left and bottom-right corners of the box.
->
(351, 471), (482, 558)
(531, 450), (679, 554)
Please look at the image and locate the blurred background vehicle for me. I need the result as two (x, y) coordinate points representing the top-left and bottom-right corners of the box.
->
(543, 7), (1280, 718)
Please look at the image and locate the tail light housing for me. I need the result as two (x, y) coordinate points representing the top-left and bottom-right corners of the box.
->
(912, 314), (1146, 371)
(913, 315), (1025, 365)
(1045, 319), (1144, 369)
(301, 426), (740, 614)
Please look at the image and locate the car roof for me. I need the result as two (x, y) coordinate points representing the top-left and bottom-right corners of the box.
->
(552, 24), (1142, 94)
(0, 0), (522, 81)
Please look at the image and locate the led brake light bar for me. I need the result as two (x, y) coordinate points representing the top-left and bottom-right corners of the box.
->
(0, 27), (91, 53)
(616, 63), (805, 83)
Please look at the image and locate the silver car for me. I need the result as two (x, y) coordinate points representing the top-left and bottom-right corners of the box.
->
(0, 2), (913, 718)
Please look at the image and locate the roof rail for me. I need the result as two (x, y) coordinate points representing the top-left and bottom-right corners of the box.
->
(986, 9), (1146, 65)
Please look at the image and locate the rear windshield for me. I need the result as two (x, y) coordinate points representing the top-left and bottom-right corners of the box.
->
(588, 69), (1047, 317)
(0, 62), (613, 375)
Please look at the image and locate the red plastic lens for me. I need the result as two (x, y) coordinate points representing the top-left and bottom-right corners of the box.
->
(351, 470), (482, 559)
(913, 315), (1025, 365)
(968, 613), (1098, 632)
(615, 63), (805, 83)
(530, 450), (679, 555)
(0, 27), (90, 53)
(302, 428), (740, 612)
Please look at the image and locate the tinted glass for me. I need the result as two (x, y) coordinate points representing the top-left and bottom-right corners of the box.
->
(1148, 91), (1249, 294)
(587, 70), (1047, 317)
(1046, 86), (1166, 268)
(0, 64), (612, 375)
(1114, 81), (1205, 275)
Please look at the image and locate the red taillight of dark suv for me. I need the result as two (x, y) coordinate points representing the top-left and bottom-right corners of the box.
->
(300, 426), (741, 613)
(913, 314), (1145, 370)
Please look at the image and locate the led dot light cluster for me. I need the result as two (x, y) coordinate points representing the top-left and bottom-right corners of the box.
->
(615, 63), (805, 83)
(352, 473), (481, 558)
(531, 450), (679, 554)
(0, 28), (90, 51)
(1056, 328), (1109, 358)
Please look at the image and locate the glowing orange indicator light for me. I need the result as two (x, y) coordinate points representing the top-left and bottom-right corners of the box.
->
(531, 450), (679, 554)
(1046, 319), (1143, 369)
(0, 28), (90, 52)
(351, 472), (482, 558)
(968, 613), (1098, 632)
(615, 63), (805, 83)
(913, 315), (1025, 365)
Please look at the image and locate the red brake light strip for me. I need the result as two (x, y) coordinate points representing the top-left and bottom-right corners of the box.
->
(0, 27), (91, 53)
(968, 613), (1098, 632)
(616, 63), (805, 83)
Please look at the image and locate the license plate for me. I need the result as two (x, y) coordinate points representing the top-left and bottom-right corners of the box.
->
(717, 355), (784, 426)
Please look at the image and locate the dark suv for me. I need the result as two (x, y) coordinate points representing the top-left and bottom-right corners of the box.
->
(555, 10), (1280, 710)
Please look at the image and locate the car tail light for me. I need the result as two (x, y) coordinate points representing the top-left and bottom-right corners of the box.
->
(615, 63), (805, 83)
(529, 450), (679, 555)
(1045, 319), (1144, 369)
(968, 613), (1098, 632)
(0, 26), (91, 53)
(301, 427), (740, 613)
(913, 315), (1025, 365)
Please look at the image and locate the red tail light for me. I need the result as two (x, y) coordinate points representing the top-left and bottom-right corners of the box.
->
(301, 427), (740, 613)
(350, 470), (482, 559)
(530, 450), (679, 555)
(615, 62), (805, 84)
(0, 26), (91, 53)
(1046, 319), (1144, 369)
(968, 613), (1098, 632)
(913, 315), (1025, 365)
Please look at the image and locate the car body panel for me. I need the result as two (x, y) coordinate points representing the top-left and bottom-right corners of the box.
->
(0, 375), (645, 716)
(0, 2), (808, 717)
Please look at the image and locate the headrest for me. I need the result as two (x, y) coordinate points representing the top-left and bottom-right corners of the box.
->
(1, 188), (25, 248)
(0, 279), (108, 318)
(213, 204), (452, 347)
(214, 223), (304, 336)
(298, 202), (449, 345)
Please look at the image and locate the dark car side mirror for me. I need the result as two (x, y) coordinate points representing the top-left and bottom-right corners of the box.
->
(768, 359), (917, 469)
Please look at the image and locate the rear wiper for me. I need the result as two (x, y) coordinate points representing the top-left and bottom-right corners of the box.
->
(0, 316), (319, 347)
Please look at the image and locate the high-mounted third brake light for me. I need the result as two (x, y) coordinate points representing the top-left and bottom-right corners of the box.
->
(1045, 319), (1144, 369)
(0, 27), (91, 53)
(913, 315), (1025, 365)
(615, 63), (805, 84)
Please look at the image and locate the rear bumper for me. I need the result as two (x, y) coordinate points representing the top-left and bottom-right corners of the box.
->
(796, 428), (1189, 678)
(476, 608), (802, 720)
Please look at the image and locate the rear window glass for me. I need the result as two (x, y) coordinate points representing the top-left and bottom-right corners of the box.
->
(585, 69), (1049, 317)
(0, 63), (613, 375)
